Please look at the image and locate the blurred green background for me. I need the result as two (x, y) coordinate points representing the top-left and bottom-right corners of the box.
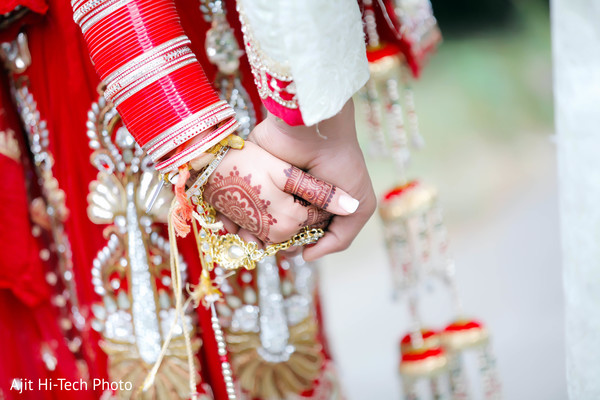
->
(360, 0), (554, 226)
(327, 2), (561, 399)
(413, 0), (553, 222)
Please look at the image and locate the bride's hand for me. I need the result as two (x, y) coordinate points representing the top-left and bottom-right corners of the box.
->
(202, 141), (360, 246)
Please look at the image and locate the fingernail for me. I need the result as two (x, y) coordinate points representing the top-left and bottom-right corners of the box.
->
(339, 195), (359, 213)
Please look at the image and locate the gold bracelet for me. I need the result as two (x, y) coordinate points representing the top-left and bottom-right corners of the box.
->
(191, 188), (324, 271)
(189, 132), (245, 171)
(206, 132), (245, 154)
(186, 135), (321, 271)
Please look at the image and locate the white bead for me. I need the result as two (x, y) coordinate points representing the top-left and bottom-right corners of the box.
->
(227, 244), (244, 259)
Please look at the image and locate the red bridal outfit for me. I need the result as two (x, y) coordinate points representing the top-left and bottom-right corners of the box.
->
(0, 0), (369, 399)
(0, 62), (96, 400)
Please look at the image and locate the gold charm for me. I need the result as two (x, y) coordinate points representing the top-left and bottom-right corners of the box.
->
(189, 189), (324, 272)
(86, 91), (212, 399)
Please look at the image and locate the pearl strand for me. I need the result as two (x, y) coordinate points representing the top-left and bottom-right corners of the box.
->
(210, 302), (237, 400)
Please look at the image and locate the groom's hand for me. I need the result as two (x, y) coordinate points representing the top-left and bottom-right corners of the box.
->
(248, 100), (376, 261)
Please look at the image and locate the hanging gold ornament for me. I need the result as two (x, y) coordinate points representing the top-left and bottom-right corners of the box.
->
(442, 319), (502, 400)
(86, 91), (212, 399)
(399, 329), (450, 400)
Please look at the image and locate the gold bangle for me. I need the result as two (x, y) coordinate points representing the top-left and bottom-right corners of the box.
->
(190, 188), (323, 271)
(188, 135), (320, 271)
(206, 133), (245, 154)
(188, 132), (245, 171)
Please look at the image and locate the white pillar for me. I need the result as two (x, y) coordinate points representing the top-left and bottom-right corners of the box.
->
(552, 1), (600, 398)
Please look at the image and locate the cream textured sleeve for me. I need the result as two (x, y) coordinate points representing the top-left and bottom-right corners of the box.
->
(238, 0), (369, 126)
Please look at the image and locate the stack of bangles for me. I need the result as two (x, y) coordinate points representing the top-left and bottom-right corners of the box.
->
(71, 0), (241, 174)
(164, 133), (245, 186)
(72, 0), (326, 273)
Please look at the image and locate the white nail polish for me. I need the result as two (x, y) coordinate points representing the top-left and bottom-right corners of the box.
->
(339, 195), (359, 213)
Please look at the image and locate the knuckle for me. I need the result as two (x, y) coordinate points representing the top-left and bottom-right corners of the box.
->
(362, 192), (377, 216)
(267, 231), (291, 244)
(291, 203), (308, 221)
(283, 212), (305, 230)
(332, 237), (353, 253)
(268, 218), (299, 243)
(366, 200), (377, 216)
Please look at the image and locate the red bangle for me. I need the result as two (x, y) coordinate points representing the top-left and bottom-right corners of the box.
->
(154, 117), (240, 173)
(120, 65), (220, 145)
(73, 0), (235, 170)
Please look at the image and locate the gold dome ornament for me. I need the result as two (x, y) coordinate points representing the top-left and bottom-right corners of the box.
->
(399, 329), (452, 399)
(378, 180), (447, 296)
(378, 180), (437, 221)
(441, 319), (489, 351)
(378, 180), (503, 400)
(442, 319), (502, 400)
(226, 317), (324, 399)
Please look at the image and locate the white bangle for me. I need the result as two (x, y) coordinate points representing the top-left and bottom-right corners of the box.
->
(148, 108), (236, 162)
(186, 146), (231, 199)
(155, 118), (239, 173)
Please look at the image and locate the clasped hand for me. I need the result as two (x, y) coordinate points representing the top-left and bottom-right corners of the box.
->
(201, 100), (376, 261)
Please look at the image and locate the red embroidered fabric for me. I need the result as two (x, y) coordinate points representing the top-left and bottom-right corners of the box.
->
(0, 75), (49, 308)
(0, 72), (96, 400)
(0, 0), (47, 42)
(0, 290), (97, 400)
(262, 88), (305, 126)
(0, 0), (48, 15)
(369, 0), (441, 78)
(0, 0), (341, 398)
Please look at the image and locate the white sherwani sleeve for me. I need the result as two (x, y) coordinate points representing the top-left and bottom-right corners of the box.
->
(237, 0), (369, 126)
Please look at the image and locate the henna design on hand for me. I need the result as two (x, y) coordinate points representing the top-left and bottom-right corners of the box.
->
(293, 191), (331, 228)
(293, 195), (311, 207)
(204, 166), (277, 241)
(283, 166), (336, 210)
(301, 207), (333, 229)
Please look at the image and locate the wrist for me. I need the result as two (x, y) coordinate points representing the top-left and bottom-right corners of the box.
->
(266, 99), (357, 143)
